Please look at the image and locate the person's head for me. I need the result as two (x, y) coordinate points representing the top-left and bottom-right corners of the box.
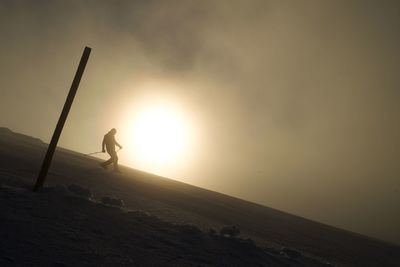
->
(109, 128), (117, 135)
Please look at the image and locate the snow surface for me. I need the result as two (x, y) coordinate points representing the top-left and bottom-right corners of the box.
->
(0, 184), (330, 267)
(0, 127), (399, 266)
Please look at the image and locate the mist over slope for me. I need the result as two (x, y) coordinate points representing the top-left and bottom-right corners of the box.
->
(0, 127), (399, 267)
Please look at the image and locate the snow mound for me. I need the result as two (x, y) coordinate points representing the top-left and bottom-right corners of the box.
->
(220, 225), (241, 238)
(101, 195), (124, 208)
(67, 184), (93, 199)
(280, 247), (303, 260)
(0, 127), (44, 145)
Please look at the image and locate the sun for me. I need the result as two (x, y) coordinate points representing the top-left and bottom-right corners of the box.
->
(123, 103), (192, 173)
(134, 107), (186, 162)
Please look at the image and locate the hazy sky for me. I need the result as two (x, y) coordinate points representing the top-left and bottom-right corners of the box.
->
(1, 0), (399, 244)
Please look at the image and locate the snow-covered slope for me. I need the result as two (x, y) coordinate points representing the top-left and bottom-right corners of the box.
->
(0, 184), (330, 267)
(0, 127), (399, 266)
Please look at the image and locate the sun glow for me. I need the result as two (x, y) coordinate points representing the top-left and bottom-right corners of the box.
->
(121, 99), (194, 175)
(133, 107), (187, 163)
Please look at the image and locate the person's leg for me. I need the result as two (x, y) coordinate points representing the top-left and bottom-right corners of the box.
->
(100, 152), (114, 168)
(103, 158), (113, 166)
(110, 151), (120, 171)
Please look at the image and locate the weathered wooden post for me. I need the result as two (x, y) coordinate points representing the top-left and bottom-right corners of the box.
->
(33, 47), (91, 191)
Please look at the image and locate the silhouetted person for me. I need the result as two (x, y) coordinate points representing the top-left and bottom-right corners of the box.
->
(100, 128), (122, 172)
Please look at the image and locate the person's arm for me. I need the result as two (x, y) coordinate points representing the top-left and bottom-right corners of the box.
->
(115, 140), (122, 149)
(102, 136), (106, 152)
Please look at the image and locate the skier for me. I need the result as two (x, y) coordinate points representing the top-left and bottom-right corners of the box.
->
(100, 128), (123, 172)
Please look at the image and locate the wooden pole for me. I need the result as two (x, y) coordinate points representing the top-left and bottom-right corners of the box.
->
(33, 47), (91, 191)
